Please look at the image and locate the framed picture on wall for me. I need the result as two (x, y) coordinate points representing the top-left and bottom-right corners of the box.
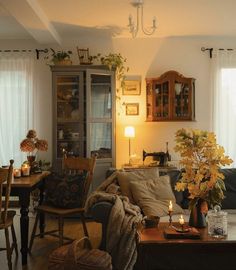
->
(123, 80), (141, 95)
(126, 103), (139, 115)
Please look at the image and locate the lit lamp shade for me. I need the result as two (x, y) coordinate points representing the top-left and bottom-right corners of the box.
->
(124, 126), (135, 138)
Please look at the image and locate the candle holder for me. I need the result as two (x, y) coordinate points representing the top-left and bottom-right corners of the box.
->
(168, 210), (173, 227)
(175, 224), (190, 233)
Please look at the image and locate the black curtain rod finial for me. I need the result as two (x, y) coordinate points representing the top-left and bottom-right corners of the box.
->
(35, 48), (48, 59)
(202, 47), (234, 58)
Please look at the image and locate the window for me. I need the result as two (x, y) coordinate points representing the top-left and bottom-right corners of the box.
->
(0, 56), (34, 167)
(212, 54), (236, 167)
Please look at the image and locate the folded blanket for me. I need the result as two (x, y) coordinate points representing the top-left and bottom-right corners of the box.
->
(85, 172), (143, 270)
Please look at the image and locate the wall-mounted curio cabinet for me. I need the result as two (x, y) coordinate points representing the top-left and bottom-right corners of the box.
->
(51, 65), (116, 191)
(146, 70), (195, 121)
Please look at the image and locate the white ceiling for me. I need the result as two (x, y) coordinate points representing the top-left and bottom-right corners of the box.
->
(0, 0), (236, 44)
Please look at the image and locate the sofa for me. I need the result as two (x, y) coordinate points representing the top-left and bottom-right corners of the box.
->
(89, 168), (236, 248)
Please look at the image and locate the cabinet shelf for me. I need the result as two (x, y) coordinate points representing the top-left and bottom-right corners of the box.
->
(57, 82), (78, 86)
(57, 139), (80, 142)
(146, 70), (195, 122)
(57, 118), (80, 123)
(91, 83), (111, 86)
(57, 99), (79, 103)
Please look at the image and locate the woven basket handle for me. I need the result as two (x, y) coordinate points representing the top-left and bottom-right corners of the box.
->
(64, 237), (92, 269)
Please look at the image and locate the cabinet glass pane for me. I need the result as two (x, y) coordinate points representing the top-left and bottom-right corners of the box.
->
(174, 82), (190, 117)
(91, 74), (112, 118)
(56, 75), (82, 158)
(154, 82), (169, 118)
(56, 76), (80, 121)
(90, 123), (112, 159)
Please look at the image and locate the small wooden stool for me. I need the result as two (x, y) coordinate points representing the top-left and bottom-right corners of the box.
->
(48, 237), (112, 270)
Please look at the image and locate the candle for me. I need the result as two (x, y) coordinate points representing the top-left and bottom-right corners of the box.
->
(168, 200), (173, 212)
(14, 169), (21, 178)
(21, 164), (30, 176)
(179, 215), (185, 225)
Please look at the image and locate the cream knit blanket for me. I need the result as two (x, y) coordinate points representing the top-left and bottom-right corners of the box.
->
(85, 172), (143, 270)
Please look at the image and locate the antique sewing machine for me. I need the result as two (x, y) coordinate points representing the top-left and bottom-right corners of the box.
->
(143, 149), (171, 167)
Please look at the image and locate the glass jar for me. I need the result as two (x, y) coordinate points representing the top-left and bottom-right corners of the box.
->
(207, 205), (227, 238)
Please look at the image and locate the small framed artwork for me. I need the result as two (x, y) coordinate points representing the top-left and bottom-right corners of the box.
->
(123, 80), (141, 95)
(126, 103), (139, 116)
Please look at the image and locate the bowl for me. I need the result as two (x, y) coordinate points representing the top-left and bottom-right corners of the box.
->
(144, 215), (160, 228)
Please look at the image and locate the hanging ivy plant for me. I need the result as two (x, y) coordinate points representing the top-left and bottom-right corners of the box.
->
(100, 53), (129, 90)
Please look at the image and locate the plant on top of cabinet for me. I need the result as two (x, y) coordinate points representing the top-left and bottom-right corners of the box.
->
(100, 53), (129, 89)
(146, 70), (195, 122)
(89, 52), (129, 95)
(46, 48), (72, 65)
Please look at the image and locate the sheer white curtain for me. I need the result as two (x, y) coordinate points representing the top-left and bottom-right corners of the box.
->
(211, 50), (236, 167)
(0, 53), (35, 167)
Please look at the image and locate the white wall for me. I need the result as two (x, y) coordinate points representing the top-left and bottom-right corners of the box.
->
(1, 36), (236, 167)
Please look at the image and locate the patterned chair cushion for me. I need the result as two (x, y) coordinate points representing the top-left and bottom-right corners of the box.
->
(44, 171), (88, 208)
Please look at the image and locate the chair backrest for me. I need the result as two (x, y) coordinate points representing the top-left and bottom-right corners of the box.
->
(62, 154), (96, 207)
(0, 160), (14, 224)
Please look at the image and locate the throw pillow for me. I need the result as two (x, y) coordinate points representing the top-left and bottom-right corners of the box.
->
(166, 170), (183, 206)
(130, 175), (184, 216)
(44, 171), (88, 208)
(220, 168), (236, 209)
(117, 167), (160, 203)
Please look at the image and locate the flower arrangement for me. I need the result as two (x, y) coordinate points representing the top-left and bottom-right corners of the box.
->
(20, 130), (48, 156)
(174, 128), (233, 208)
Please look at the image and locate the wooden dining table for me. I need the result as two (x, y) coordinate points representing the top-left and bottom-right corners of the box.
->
(4, 171), (50, 266)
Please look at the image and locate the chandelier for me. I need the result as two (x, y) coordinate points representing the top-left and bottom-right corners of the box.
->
(128, 0), (157, 38)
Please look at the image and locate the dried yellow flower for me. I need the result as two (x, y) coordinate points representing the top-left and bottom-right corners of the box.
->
(175, 128), (233, 208)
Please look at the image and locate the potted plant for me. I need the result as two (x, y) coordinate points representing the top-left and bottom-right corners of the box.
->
(100, 53), (129, 89)
(174, 128), (233, 227)
(48, 48), (72, 65)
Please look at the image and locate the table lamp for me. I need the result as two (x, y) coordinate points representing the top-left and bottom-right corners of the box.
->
(124, 126), (135, 164)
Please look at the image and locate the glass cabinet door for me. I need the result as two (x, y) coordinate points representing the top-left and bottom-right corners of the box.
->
(54, 73), (84, 158)
(87, 71), (114, 160)
(153, 81), (170, 120)
(173, 80), (193, 120)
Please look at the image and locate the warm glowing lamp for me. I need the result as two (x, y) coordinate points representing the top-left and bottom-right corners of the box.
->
(124, 126), (135, 164)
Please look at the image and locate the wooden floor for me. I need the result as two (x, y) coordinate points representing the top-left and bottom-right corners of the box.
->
(0, 209), (102, 270)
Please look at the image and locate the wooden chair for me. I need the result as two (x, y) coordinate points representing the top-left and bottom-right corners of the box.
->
(0, 160), (18, 270)
(29, 155), (96, 250)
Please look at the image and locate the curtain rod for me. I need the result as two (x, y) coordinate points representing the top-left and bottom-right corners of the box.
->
(0, 48), (48, 59)
(201, 47), (233, 58)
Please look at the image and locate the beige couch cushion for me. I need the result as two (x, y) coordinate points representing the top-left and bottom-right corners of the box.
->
(117, 168), (159, 203)
(130, 175), (184, 217)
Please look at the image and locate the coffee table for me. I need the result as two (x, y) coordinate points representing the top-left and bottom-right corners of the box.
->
(135, 222), (236, 270)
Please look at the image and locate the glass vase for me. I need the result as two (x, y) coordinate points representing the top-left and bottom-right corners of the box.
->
(27, 155), (36, 173)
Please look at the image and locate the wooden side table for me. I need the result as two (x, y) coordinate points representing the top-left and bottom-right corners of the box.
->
(135, 222), (236, 270)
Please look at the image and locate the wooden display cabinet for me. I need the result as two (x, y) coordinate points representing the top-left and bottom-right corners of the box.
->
(146, 70), (195, 121)
(51, 65), (116, 191)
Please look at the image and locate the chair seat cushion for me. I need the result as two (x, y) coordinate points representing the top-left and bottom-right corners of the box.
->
(44, 171), (88, 208)
(0, 210), (16, 229)
(37, 204), (83, 216)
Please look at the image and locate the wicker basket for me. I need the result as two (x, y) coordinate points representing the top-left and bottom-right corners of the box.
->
(48, 237), (112, 270)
